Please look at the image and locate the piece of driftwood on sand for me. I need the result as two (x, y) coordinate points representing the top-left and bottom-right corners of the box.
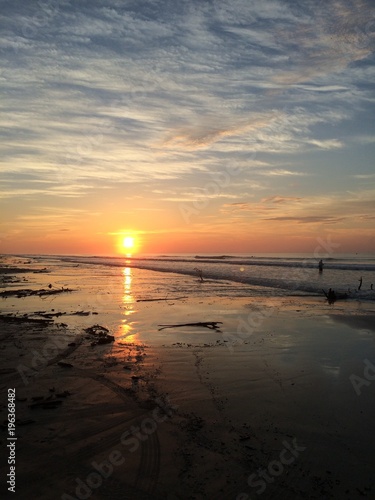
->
(158, 321), (223, 331)
(0, 287), (74, 298)
(322, 289), (349, 303)
(0, 313), (53, 326)
(137, 296), (188, 302)
(0, 266), (49, 274)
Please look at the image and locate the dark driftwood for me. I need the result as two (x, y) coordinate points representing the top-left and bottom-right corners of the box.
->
(0, 266), (46, 274)
(0, 313), (53, 326)
(84, 324), (114, 346)
(322, 289), (349, 303)
(84, 324), (110, 335)
(0, 287), (74, 298)
(158, 321), (223, 331)
(137, 296), (188, 302)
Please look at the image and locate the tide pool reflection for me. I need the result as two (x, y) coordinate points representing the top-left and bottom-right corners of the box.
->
(118, 267), (137, 343)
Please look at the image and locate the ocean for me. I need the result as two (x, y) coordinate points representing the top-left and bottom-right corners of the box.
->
(2, 252), (374, 336)
(31, 253), (375, 300)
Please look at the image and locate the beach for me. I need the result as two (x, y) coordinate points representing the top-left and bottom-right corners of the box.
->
(1, 256), (375, 499)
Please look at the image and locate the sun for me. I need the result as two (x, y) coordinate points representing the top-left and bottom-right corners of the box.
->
(116, 232), (140, 255)
(123, 236), (134, 249)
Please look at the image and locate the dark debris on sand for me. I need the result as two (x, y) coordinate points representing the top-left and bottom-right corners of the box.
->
(0, 287), (74, 298)
(0, 313), (53, 327)
(84, 324), (115, 346)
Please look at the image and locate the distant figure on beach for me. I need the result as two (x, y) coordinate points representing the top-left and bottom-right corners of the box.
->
(323, 288), (335, 303)
(318, 259), (324, 272)
(194, 267), (204, 282)
(358, 277), (362, 291)
(371, 284), (373, 290)
(327, 288), (336, 304)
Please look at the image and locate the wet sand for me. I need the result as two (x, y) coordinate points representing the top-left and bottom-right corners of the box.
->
(1, 260), (375, 499)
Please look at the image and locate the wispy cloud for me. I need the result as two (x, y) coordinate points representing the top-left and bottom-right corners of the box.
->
(259, 169), (308, 176)
(220, 188), (375, 227)
(272, 0), (375, 85)
(261, 196), (303, 204)
(161, 111), (285, 149)
(353, 173), (375, 179)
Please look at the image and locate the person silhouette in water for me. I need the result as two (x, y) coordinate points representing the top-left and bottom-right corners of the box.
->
(318, 260), (324, 273)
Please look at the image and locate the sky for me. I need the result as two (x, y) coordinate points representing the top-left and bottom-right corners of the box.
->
(0, 0), (374, 255)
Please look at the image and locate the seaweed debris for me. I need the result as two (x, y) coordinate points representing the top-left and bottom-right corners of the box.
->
(0, 313), (53, 326)
(0, 287), (74, 298)
(84, 324), (115, 346)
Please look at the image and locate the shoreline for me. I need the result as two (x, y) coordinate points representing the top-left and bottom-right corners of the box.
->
(2, 253), (374, 304)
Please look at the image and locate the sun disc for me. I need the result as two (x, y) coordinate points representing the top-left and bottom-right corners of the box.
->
(123, 237), (134, 249)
